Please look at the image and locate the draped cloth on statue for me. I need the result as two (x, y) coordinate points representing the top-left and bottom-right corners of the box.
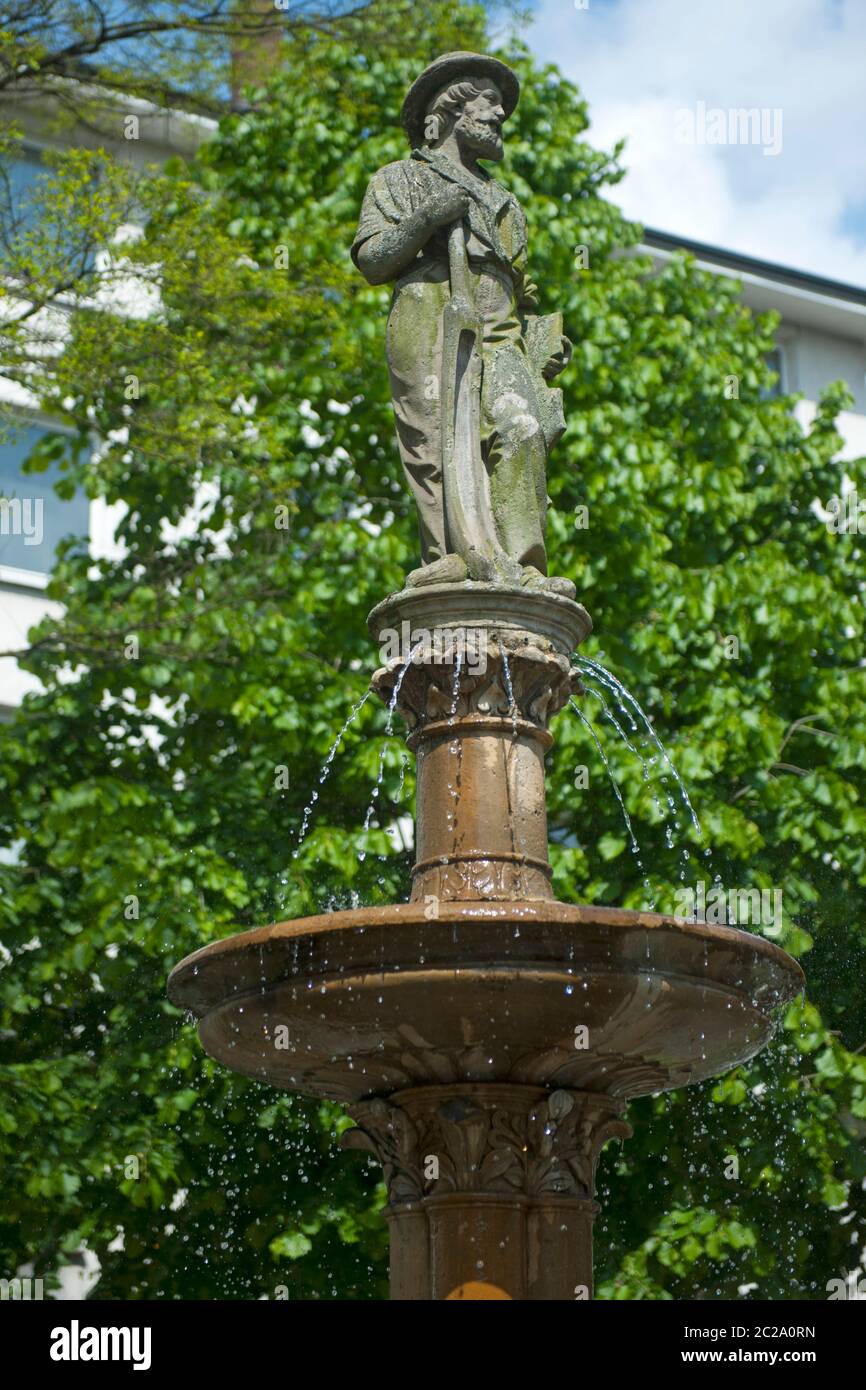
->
(352, 149), (564, 571)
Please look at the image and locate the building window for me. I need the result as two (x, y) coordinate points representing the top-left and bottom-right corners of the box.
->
(8, 148), (46, 208)
(3, 145), (96, 270)
(761, 346), (786, 399)
(0, 421), (89, 577)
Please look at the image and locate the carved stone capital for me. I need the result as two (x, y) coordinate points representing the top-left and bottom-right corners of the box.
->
(342, 1083), (631, 1207)
(372, 637), (579, 735)
(367, 582), (591, 735)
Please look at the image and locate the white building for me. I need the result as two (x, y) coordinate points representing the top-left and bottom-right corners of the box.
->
(640, 228), (866, 461)
(0, 90), (214, 718)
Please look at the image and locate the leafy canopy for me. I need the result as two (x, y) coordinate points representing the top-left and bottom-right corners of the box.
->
(0, 0), (864, 1300)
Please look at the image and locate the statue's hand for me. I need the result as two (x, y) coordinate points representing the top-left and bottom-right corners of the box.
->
(353, 184), (470, 285)
(542, 334), (573, 382)
(424, 184), (471, 230)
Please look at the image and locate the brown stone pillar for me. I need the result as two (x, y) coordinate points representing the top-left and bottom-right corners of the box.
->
(411, 716), (553, 902)
(356, 586), (613, 1297)
(344, 1084), (631, 1301)
(368, 584), (592, 905)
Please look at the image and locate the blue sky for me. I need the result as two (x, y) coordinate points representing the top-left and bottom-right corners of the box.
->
(525, 0), (866, 287)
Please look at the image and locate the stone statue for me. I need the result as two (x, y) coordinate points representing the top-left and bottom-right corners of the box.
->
(352, 50), (575, 598)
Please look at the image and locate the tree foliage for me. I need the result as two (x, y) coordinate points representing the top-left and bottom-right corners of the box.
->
(0, 0), (371, 110)
(0, 0), (864, 1299)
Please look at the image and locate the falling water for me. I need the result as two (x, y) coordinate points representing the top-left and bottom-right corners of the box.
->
(358, 644), (422, 862)
(446, 647), (464, 836)
(578, 655), (702, 839)
(501, 647), (519, 739)
(294, 689), (372, 854)
(570, 699), (655, 909)
(582, 680), (691, 881)
(396, 750), (410, 802)
(582, 682), (644, 763)
(449, 647), (463, 720)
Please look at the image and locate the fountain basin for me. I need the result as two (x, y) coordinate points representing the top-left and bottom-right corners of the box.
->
(167, 901), (804, 1105)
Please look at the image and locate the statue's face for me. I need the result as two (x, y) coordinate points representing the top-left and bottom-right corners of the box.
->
(454, 83), (505, 162)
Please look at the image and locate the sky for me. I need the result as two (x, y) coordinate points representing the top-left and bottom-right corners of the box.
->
(525, 0), (866, 288)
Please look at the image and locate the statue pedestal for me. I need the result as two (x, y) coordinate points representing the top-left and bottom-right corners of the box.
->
(167, 583), (804, 1300)
(368, 582), (589, 902)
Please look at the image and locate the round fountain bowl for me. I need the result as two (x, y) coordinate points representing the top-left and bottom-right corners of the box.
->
(167, 902), (804, 1105)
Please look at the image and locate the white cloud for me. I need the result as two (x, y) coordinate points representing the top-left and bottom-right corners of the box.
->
(527, 0), (866, 286)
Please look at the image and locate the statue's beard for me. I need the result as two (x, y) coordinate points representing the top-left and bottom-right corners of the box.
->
(458, 116), (503, 160)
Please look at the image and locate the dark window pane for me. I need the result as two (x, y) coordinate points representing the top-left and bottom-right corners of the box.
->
(8, 150), (45, 209)
(0, 423), (90, 574)
(761, 347), (785, 400)
(4, 146), (96, 269)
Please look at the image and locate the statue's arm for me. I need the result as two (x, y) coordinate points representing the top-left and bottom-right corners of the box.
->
(352, 166), (470, 287)
(354, 205), (441, 286)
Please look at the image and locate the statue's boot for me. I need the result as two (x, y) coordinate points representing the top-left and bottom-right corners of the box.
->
(520, 564), (577, 600)
(405, 554), (469, 588)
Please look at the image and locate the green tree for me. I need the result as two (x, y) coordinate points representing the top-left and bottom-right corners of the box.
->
(0, 1), (373, 111)
(1, 0), (864, 1299)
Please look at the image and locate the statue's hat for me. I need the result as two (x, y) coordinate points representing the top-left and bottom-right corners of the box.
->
(400, 51), (520, 148)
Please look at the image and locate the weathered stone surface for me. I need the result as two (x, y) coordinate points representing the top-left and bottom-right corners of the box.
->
(341, 1082), (630, 1300)
(351, 51), (573, 589)
(343, 1084), (631, 1204)
(369, 583), (590, 900)
(167, 900), (802, 1106)
(166, 53), (808, 1304)
(368, 581), (590, 733)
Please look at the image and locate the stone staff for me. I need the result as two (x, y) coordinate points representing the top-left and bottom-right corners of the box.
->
(440, 217), (520, 583)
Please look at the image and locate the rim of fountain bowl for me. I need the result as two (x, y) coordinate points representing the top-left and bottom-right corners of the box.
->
(366, 582), (592, 652)
(167, 899), (805, 1019)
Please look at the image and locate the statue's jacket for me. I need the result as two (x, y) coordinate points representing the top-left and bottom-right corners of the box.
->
(352, 149), (564, 569)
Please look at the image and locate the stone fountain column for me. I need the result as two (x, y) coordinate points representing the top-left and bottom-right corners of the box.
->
(167, 579), (803, 1303)
(357, 582), (620, 1299)
(346, 1083), (629, 1300)
(369, 582), (589, 907)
